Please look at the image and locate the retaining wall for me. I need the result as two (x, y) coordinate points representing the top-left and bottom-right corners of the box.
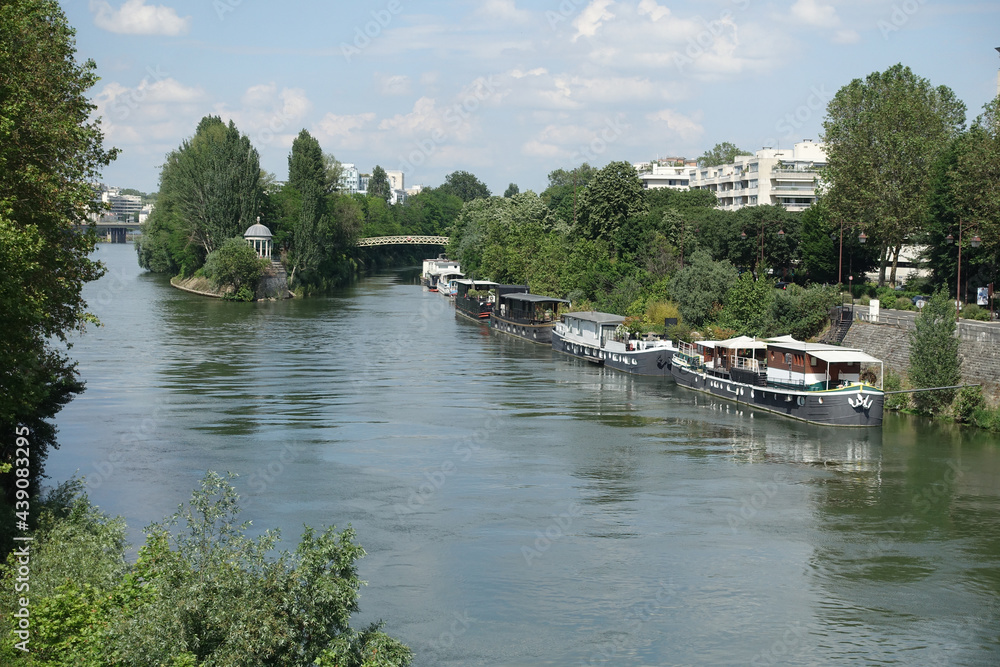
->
(842, 321), (1000, 394)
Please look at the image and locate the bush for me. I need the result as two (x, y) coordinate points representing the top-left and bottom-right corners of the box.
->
(883, 368), (910, 412)
(645, 299), (682, 333)
(960, 304), (991, 321)
(893, 296), (914, 311)
(954, 385), (985, 423)
(909, 290), (961, 414)
(203, 237), (268, 294)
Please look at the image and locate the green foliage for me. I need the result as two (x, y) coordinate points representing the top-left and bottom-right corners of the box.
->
(0, 474), (411, 666)
(960, 303), (991, 321)
(698, 141), (751, 167)
(954, 385), (985, 423)
(882, 369), (910, 412)
(439, 170), (491, 202)
(289, 129), (327, 195)
(0, 0), (117, 511)
(368, 165), (391, 202)
(503, 183), (519, 198)
(719, 272), (775, 337)
(669, 250), (738, 326)
(909, 290), (961, 414)
(137, 116), (264, 273)
(893, 296), (914, 311)
(771, 284), (841, 340)
(203, 236), (268, 296)
(576, 161), (648, 244)
(822, 63), (966, 286)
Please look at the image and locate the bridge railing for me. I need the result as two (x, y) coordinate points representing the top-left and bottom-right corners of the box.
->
(356, 235), (449, 247)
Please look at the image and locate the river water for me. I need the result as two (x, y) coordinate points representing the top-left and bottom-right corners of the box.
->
(50, 244), (1000, 666)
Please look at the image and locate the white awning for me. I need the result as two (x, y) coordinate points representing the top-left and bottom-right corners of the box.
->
(806, 349), (882, 365)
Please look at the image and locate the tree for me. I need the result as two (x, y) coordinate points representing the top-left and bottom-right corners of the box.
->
(439, 170), (491, 202)
(669, 250), (738, 325)
(821, 64), (966, 286)
(909, 290), (961, 414)
(0, 0), (118, 517)
(719, 272), (775, 337)
(323, 152), (344, 195)
(1, 474), (412, 666)
(698, 142), (751, 167)
(137, 116), (264, 273)
(503, 183), (519, 198)
(576, 161), (648, 244)
(288, 129), (326, 195)
(367, 165), (391, 202)
(203, 237), (268, 300)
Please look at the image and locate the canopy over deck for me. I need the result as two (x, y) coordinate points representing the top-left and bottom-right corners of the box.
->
(561, 311), (625, 325)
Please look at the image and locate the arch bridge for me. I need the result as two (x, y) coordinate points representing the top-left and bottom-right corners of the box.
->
(356, 235), (449, 247)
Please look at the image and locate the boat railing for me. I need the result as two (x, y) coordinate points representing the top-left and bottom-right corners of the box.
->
(733, 356), (763, 373)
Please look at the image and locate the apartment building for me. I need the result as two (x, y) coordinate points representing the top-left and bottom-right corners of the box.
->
(637, 141), (826, 212)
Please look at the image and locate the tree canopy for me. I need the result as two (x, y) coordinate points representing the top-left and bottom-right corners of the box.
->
(0, 0), (118, 519)
(698, 142), (752, 167)
(576, 161), (648, 244)
(439, 170), (491, 202)
(367, 165), (391, 202)
(821, 64), (966, 286)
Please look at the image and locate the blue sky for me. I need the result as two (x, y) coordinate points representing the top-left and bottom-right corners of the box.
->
(66, 0), (999, 195)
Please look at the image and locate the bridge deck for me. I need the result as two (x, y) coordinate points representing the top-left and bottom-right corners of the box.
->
(356, 235), (449, 247)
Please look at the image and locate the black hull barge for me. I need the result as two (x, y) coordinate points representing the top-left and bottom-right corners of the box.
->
(490, 292), (570, 344)
(551, 311), (675, 376)
(670, 335), (884, 427)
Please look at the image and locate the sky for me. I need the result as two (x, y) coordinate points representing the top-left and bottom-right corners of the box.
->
(64, 0), (1000, 195)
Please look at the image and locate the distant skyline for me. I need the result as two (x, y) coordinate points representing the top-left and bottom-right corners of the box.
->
(68, 0), (999, 195)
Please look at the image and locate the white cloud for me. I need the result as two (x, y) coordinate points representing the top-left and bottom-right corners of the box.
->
(637, 0), (670, 22)
(573, 0), (615, 41)
(215, 84), (312, 149)
(790, 0), (839, 27)
(647, 108), (704, 142)
(378, 74), (412, 96)
(90, 0), (190, 36)
(476, 0), (532, 24)
(315, 112), (377, 142)
(832, 29), (860, 44)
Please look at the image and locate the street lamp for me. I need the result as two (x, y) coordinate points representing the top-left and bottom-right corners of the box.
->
(946, 222), (980, 317)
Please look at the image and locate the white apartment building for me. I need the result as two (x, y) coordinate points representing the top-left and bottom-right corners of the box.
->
(339, 163), (361, 194)
(637, 141), (826, 212)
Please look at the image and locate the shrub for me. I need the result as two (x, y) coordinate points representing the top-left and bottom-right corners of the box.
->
(883, 368), (910, 412)
(909, 290), (961, 414)
(203, 237), (268, 294)
(954, 385), (985, 423)
(960, 304), (991, 321)
(645, 300), (682, 332)
(893, 296), (914, 311)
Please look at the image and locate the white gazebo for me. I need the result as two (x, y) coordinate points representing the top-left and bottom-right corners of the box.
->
(244, 217), (273, 259)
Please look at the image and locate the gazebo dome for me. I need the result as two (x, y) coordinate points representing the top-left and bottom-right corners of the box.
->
(244, 223), (272, 239)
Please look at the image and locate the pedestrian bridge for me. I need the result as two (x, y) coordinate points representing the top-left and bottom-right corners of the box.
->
(356, 235), (449, 247)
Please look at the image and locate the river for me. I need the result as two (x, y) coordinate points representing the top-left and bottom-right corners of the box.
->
(49, 244), (1000, 666)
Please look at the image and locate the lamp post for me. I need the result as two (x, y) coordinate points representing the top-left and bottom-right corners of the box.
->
(946, 221), (981, 318)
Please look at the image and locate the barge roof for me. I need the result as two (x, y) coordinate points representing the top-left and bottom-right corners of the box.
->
(500, 293), (571, 304)
(562, 311), (626, 324)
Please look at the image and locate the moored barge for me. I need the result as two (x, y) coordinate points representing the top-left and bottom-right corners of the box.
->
(490, 292), (570, 344)
(552, 311), (676, 376)
(670, 335), (884, 427)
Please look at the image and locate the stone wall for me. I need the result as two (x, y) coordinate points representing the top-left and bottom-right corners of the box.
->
(842, 321), (999, 394)
(256, 261), (290, 300)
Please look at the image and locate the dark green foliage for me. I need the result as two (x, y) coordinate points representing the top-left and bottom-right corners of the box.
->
(137, 116), (264, 273)
(798, 201), (838, 283)
(960, 304), (991, 321)
(822, 63), (966, 286)
(909, 290), (961, 414)
(883, 369), (910, 412)
(0, 474), (411, 666)
(698, 142), (751, 167)
(368, 165), (391, 202)
(0, 0), (117, 519)
(203, 237), (268, 299)
(503, 183), (519, 198)
(439, 170), (491, 202)
(771, 284), (841, 340)
(576, 161), (648, 244)
(669, 250), (738, 326)
(954, 385), (985, 423)
(719, 273), (775, 337)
